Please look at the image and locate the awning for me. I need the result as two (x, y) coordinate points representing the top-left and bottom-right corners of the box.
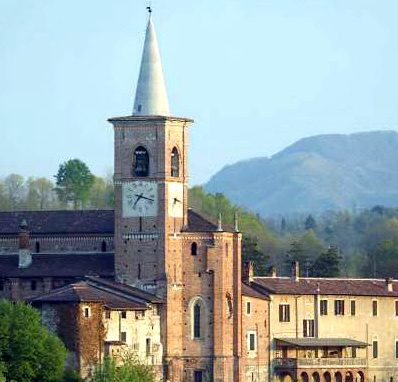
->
(275, 338), (368, 348)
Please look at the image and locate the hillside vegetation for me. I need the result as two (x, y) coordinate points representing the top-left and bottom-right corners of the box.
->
(205, 131), (398, 216)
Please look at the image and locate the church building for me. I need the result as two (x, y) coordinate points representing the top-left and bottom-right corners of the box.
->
(0, 11), (269, 382)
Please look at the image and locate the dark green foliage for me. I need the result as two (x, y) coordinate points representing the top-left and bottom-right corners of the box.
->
(304, 214), (317, 230)
(55, 159), (95, 209)
(242, 236), (270, 275)
(89, 356), (156, 382)
(312, 246), (341, 277)
(0, 300), (67, 382)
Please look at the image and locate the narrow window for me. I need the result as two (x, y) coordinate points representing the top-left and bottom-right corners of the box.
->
(121, 311), (127, 319)
(351, 300), (356, 316)
(373, 340), (378, 358)
(395, 301), (398, 316)
(171, 147), (180, 177)
(193, 303), (201, 338)
(246, 301), (251, 315)
(146, 338), (151, 356)
(31, 280), (37, 291)
(120, 331), (127, 342)
(194, 370), (203, 382)
(83, 307), (90, 318)
(352, 346), (357, 358)
(105, 310), (111, 319)
(248, 332), (257, 351)
(303, 319), (315, 337)
(191, 242), (198, 256)
(334, 300), (345, 315)
(101, 240), (107, 252)
(138, 264), (141, 279)
(133, 146), (149, 177)
(35, 241), (40, 253)
(282, 346), (288, 358)
(320, 300), (328, 315)
(395, 341), (398, 359)
(279, 304), (290, 322)
(372, 300), (378, 316)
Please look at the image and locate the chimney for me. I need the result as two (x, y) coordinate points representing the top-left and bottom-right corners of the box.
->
(270, 266), (277, 278)
(291, 261), (299, 282)
(18, 220), (32, 268)
(243, 261), (254, 283)
(386, 277), (394, 292)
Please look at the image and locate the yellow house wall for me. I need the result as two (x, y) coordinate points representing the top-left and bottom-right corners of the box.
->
(269, 293), (398, 382)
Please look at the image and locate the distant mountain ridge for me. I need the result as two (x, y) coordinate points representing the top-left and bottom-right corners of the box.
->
(205, 131), (398, 216)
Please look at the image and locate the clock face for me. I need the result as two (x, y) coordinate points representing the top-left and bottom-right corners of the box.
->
(122, 181), (158, 217)
(168, 182), (184, 218)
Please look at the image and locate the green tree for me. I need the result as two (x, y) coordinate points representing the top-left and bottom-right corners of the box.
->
(90, 355), (156, 382)
(0, 300), (67, 382)
(304, 214), (317, 230)
(26, 177), (55, 210)
(88, 175), (114, 208)
(55, 159), (94, 209)
(242, 236), (270, 276)
(312, 246), (341, 277)
(4, 174), (25, 209)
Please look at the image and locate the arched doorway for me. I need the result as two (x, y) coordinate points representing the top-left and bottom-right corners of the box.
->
(312, 372), (320, 382)
(356, 372), (364, 382)
(345, 372), (354, 382)
(300, 372), (309, 382)
(335, 372), (343, 382)
(324, 372), (331, 382)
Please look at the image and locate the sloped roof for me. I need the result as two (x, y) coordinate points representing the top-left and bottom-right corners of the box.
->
(0, 210), (114, 235)
(0, 253), (114, 278)
(242, 282), (270, 300)
(30, 279), (158, 309)
(275, 338), (368, 348)
(251, 276), (398, 297)
(0, 208), (229, 235)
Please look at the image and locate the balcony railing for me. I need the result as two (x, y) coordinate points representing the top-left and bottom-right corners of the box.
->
(274, 357), (367, 368)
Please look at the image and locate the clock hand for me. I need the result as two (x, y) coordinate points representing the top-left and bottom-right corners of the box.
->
(133, 193), (143, 207)
(173, 197), (182, 204)
(134, 194), (154, 202)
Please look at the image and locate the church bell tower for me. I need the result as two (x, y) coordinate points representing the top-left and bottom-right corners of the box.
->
(109, 12), (193, 291)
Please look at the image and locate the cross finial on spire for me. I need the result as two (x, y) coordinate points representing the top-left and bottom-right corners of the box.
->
(146, 6), (152, 14)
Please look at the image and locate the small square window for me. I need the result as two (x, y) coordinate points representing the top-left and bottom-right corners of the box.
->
(246, 301), (251, 315)
(121, 332), (127, 342)
(121, 311), (127, 319)
(105, 310), (111, 319)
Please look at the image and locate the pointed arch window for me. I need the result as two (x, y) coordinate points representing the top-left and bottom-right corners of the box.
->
(133, 146), (149, 177)
(171, 147), (180, 177)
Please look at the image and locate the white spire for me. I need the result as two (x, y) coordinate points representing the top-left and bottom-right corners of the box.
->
(133, 15), (170, 116)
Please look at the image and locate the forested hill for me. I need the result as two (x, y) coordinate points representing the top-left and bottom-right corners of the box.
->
(205, 130), (398, 216)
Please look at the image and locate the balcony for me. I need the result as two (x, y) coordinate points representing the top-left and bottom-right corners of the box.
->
(274, 357), (367, 369)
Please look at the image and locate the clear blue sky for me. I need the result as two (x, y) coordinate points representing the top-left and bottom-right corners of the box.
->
(1, 1), (398, 185)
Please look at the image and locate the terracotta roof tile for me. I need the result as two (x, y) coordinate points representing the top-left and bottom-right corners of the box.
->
(252, 276), (398, 297)
(0, 253), (114, 278)
(0, 210), (114, 235)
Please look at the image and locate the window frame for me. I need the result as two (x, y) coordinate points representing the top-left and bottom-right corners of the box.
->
(170, 147), (180, 177)
(279, 304), (290, 322)
(320, 299), (328, 315)
(246, 301), (251, 316)
(133, 146), (150, 177)
(334, 299), (345, 316)
(372, 340), (378, 358)
(372, 300), (378, 317)
(350, 300), (356, 316)
(247, 331), (257, 352)
(303, 319), (315, 338)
